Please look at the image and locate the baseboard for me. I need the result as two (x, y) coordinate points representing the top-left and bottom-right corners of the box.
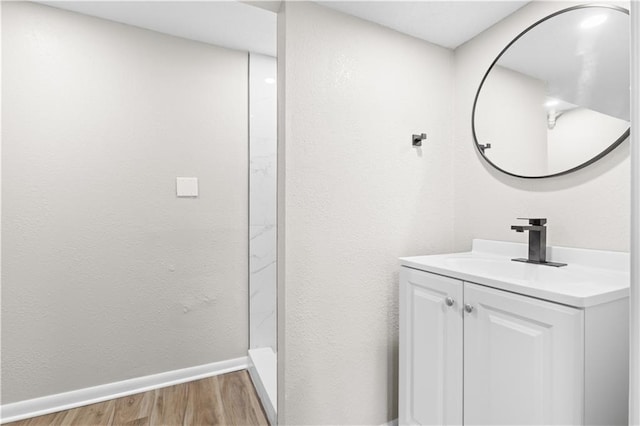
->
(247, 348), (277, 425)
(0, 356), (248, 424)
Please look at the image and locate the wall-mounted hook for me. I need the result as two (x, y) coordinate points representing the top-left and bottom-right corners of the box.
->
(478, 143), (492, 153)
(412, 133), (427, 147)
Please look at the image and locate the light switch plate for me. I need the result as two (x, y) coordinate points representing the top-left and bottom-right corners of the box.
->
(176, 177), (198, 197)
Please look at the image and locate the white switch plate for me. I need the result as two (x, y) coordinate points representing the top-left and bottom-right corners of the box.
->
(176, 177), (198, 197)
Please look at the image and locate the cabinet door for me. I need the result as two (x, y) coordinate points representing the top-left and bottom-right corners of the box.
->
(463, 283), (584, 425)
(399, 268), (463, 426)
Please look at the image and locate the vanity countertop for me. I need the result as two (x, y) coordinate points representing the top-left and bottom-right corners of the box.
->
(400, 239), (629, 308)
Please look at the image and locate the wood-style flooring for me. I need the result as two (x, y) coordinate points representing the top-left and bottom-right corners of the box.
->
(6, 370), (269, 426)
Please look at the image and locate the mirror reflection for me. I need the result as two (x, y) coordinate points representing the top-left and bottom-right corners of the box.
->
(473, 5), (630, 178)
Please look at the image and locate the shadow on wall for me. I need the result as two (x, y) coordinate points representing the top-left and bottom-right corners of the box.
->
(475, 138), (630, 192)
(387, 269), (401, 420)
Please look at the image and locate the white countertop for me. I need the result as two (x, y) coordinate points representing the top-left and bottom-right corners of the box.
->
(400, 239), (630, 308)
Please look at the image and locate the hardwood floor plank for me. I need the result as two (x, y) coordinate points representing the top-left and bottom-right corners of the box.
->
(7, 410), (67, 426)
(4, 370), (269, 426)
(59, 399), (115, 425)
(218, 371), (269, 426)
(118, 417), (149, 426)
(111, 390), (154, 426)
(149, 382), (189, 425)
(183, 376), (226, 425)
(210, 377), (228, 425)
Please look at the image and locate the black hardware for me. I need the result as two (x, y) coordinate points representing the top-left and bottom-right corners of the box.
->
(510, 218), (567, 267)
(478, 143), (491, 153)
(412, 133), (427, 147)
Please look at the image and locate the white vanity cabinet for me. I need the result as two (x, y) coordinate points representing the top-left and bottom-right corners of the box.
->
(399, 264), (629, 426)
(463, 280), (583, 425)
(399, 269), (463, 426)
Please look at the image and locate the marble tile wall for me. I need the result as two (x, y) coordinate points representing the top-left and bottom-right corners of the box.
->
(249, 53), (277, 351)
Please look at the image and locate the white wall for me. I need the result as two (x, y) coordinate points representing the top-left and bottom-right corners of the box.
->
(1, 2), (248, 403)
(277, 2), (454, 424)
(548, 107), (629, 173)
(476, 61), (629, 177)
(475, 65), (548, 176)
(249, 53), (277, 351)
(454, 0), (630, 253)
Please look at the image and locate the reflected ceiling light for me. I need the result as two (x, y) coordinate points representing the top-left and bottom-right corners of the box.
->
(580, 14), (607, 29)
(544, 99), (559, 107)
(264, 77), (276, 84)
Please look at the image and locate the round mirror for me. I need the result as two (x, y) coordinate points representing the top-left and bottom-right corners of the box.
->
(472, 5), (630, 178)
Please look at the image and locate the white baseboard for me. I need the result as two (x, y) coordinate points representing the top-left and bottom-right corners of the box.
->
(0, 356), (248, 424)
(247, 348), (277, 426)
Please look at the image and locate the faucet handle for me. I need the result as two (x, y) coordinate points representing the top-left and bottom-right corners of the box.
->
(516, 217), (547, 226)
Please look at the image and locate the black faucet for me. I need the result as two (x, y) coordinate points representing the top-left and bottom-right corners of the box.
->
(510, 218), (567, 267)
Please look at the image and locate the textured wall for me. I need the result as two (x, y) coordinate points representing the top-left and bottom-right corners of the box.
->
(547, 107), (629, 173)
(1, 2), (248, 403)
(453, 0), (631, 252)
(277, 2), (454, 424)
(475, 65), (548, 175)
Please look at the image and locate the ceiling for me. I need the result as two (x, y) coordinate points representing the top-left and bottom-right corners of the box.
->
(497, 6), (629, 121)
(37, 1), (278, 56)
(316, 1), (530, 49)
(37, 1), (530, 55)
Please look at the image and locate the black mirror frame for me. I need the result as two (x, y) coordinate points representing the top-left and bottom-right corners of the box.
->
(471, 4), (630, 179)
